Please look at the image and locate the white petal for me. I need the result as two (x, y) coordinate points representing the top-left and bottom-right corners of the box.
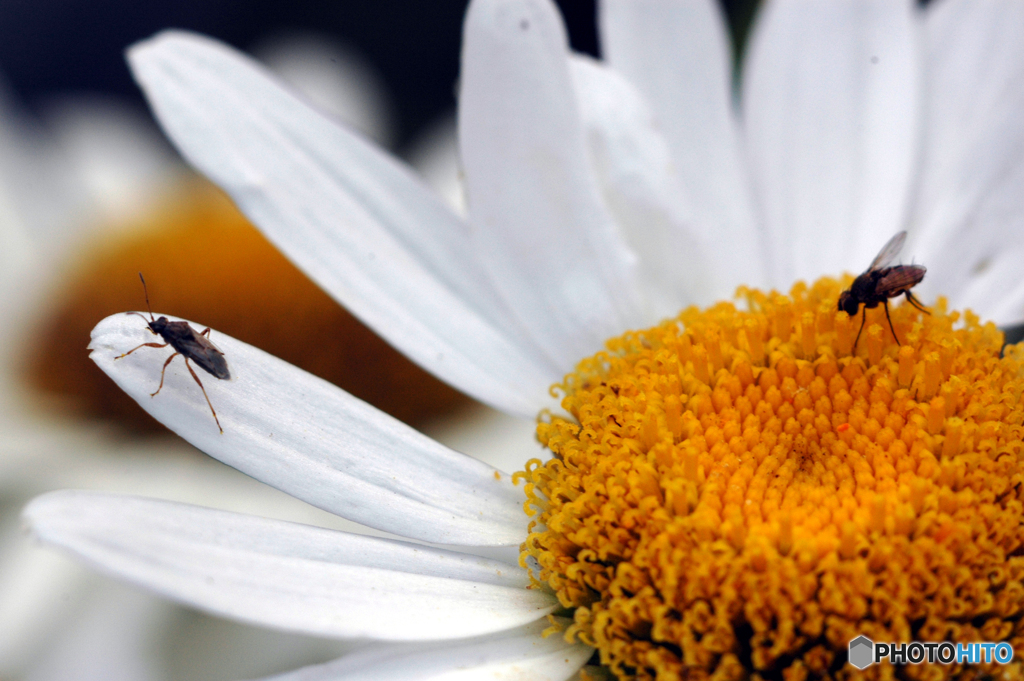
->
(127, 30), (556, 418)
(252, 31), (395, 148)
(911, 0), (1024, 319)
(948, 244), (1024, 326)
(599, 0), (764, 291)
(568, 55), (711, 314)
(20, 585), (168, 681)
(251, 620), (592, 681)
(405, 114), (467, 217)
(89, 314), (527, 546)
(42, 95), (183, 228)
(459, 0), (647, 370)
(743, 0), (920, 284)
(0, 82), (61, 298)
(25, 491), (557, 641)
(0, 531), (97, 678)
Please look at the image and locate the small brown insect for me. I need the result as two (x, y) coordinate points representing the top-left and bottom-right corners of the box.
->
(114, 273), (230, 433)
(838, 231), (929, 348)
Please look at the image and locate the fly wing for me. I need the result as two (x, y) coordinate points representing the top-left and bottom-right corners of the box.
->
(868, 231), (907, 271)
(874, 264), (926, 298)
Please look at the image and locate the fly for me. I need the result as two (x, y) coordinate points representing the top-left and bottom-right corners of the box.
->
(114, 273), (230, 433)
(838, 231), (928, 348)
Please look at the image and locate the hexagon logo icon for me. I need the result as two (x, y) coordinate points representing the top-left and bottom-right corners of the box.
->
(849, 635), (874, 669)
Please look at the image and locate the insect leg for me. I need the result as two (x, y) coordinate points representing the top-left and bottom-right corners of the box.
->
(184, 357), (223, 434)
(853, 308), (868, 350)
(115, 342), (169, 360)
(151, 352), (180, 397)
(905, 291), (930, 315)
(883, 300), (901, 346)
(199, 327), (211, 337)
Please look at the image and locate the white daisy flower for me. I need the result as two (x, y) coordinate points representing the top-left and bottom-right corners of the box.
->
(25, 0), (1024, 679)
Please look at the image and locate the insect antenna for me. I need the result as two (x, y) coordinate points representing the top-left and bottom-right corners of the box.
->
(138, 272), (156, 322)
(125, 311), (154, 325)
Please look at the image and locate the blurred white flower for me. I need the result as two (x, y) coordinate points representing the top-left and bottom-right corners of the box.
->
(2, 32), (458, 681)
(0, 74), (187, 681)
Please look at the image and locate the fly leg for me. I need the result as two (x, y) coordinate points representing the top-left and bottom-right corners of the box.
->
(151, 352), (181, 396)
(115, 342), (168, 360)
(883, 300), (901, 346)
(184, 357), (223, 434)
(905, 291), (930, 315)
(854, 308), (868, 349)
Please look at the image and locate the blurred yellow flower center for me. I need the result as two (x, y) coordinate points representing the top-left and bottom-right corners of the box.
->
(518, 277), (1024, 680)
(26, 177), (467, 432)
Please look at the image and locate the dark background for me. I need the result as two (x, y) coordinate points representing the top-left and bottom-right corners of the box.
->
(0, 0), (759, 151)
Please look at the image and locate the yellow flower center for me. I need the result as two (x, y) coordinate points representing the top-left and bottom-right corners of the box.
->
(518, 277), (1024, 680)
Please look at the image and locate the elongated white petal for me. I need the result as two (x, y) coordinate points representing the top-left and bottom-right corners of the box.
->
(599, 0), (764, 291)
(89, 314), (526, 546)
(743, 0), (920, 284)
(128, 30), (557, 418)
(252, 620), (592, 681)
(911, 0), (1024, 320)
(459, 0), (647, 370)
(25, 492), (556, 641)
(568, 55), (711, 315)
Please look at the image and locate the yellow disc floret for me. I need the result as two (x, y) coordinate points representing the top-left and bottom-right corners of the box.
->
(518, 277), (1024, 680)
